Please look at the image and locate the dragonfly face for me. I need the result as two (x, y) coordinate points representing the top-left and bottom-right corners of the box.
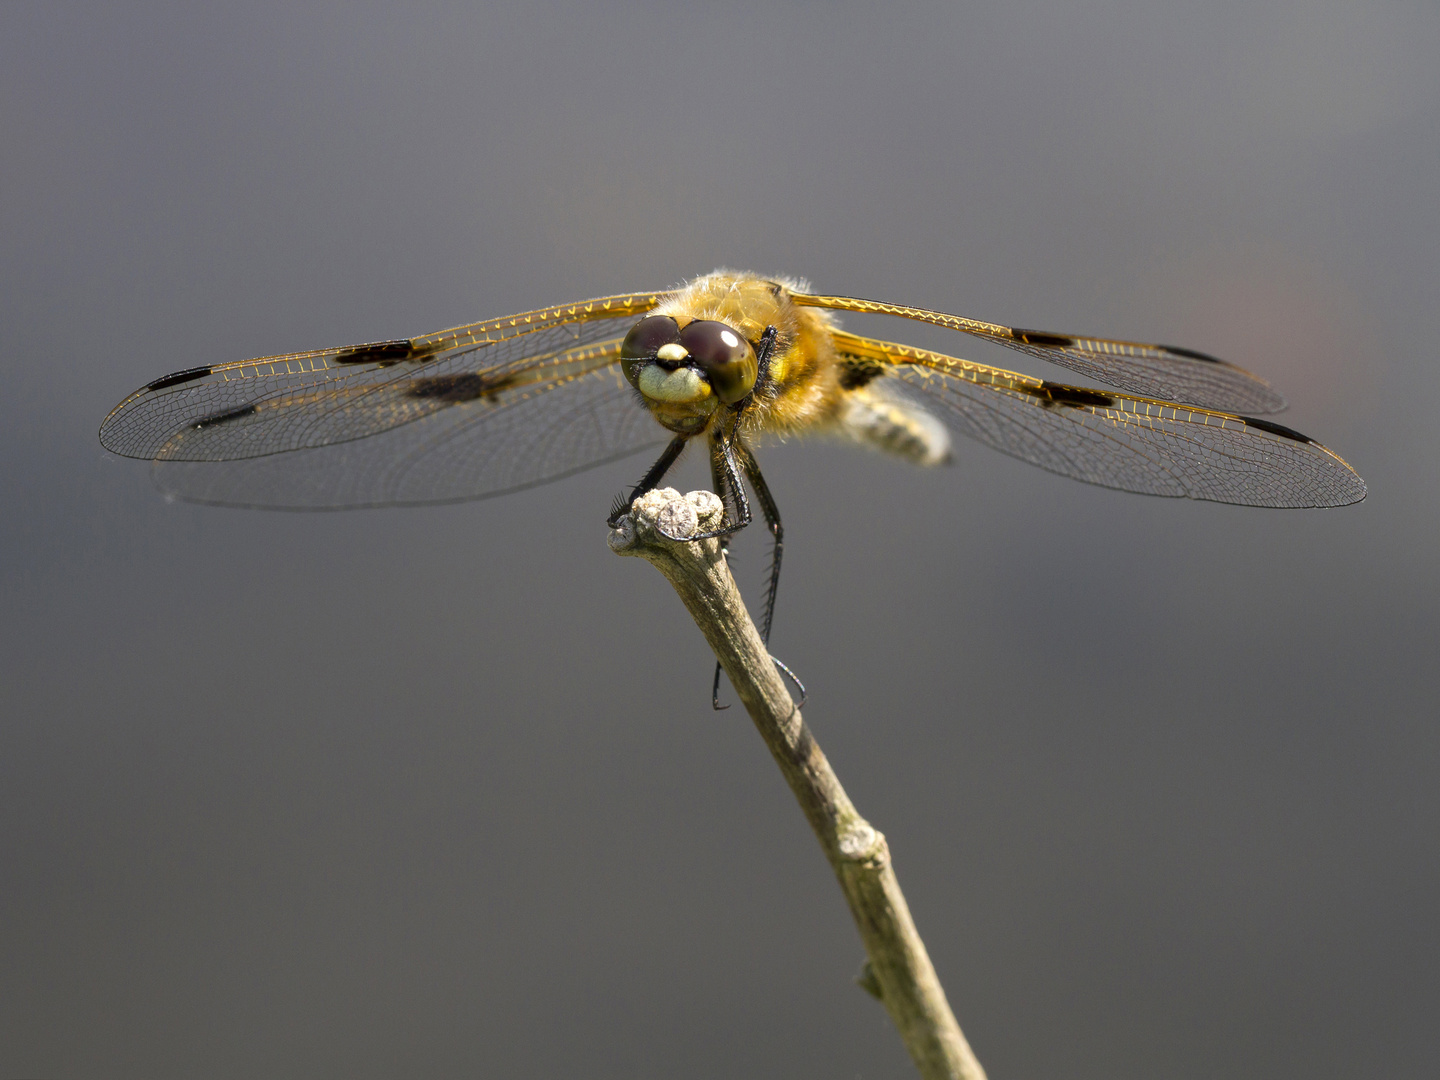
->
(619, 314), (759, 433)
(98, 269), (1366, 699)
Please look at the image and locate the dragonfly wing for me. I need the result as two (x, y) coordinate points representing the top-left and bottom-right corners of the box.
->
(149, 344), (665, 508)
(99, 291), (663, 461)
(796, 291), (1287, 414)
(97, 292), (670, 508)
(832, 331), (1365, 508)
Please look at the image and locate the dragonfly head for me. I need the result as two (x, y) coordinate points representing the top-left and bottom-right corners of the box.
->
(621, 315), (759, 430)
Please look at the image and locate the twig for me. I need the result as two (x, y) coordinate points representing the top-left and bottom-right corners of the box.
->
(609, 488), (987, 1080)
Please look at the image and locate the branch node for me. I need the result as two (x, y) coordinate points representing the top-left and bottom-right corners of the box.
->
(856, 958), (884, 1001)
(838, 820), (888, 865)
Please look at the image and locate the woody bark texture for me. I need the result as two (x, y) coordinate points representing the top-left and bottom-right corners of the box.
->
(608, 488), (986, 1080)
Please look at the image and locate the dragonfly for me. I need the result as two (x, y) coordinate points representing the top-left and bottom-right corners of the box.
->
(100, 270), (1367, 702)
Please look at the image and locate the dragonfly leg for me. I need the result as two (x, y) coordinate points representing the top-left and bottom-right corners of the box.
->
(680, 426), (752, 543)
(693, 428), (752, 711)
(708, 433), (740, 551)
(708, 438), (805, 711)
(753, 324), (778, 388)
(708, 444), (738, 710)
(735, 442), (783, 646)
(740, 442), (805, 707)
(607, 434), (688, 527)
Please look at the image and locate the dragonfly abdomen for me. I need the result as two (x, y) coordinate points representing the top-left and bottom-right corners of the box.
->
(835, 388), (952, 467)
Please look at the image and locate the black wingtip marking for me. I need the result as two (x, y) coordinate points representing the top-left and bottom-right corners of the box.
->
(1162, 344), (1224, 365)
(1026, 382), (1115, 409)
(405, 371), (520, 403)
(334, 339), (435, 366)
(1012, 328), (1076, 349)
(192, 403), (258, 429)
(1241, 416), (1312, 443)
(147, 366), (212, 391)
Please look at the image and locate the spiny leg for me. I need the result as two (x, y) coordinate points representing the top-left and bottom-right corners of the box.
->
(679, 421), (751, 543)
(753, 324), (778, 387)
(735, 441), (783, 647)
(707, 438), (807, 709)
(704, 427), (750, 709)
(706, 437), (743, 577)
(708, 433), (742, 548)
(607, 434), (688, 527)
(720, 441), (806, 707)
(709, 446), (736, 711)
(702, 427), (758, 708)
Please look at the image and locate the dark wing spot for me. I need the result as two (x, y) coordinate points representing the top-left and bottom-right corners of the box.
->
(146, 366), (212, 391)
(1011, 328), (1075, 349)
(405, 371), (520, 403)
(1241, 416), (1312, 443)
(334, 339), (435, 366)
(192, 404), (258, 429)
(1024, 382), (1115, 409)
(837, 357), (886, 390)
(1161, 344), (1223, 364)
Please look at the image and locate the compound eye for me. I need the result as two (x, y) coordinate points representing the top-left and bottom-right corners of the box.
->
(620, 315), (682, 360)
(680, 320), (757, 405)
(620, 315), (683, 392)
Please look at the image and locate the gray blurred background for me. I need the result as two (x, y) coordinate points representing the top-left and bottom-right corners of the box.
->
(3, 1), (1436, 1076)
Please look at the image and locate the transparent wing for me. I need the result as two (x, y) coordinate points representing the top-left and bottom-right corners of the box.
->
(100, 291), (664, 460)
(148, 342), (667, 508)
(832, 331), (1365, 508)
(98, 292), (670, 508)
(796, 291), (1287, 415)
